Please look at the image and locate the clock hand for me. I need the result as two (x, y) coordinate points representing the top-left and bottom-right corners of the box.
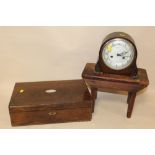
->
(117, 54), (130, 60)
(117, 53), (122, 56)
(117, 52), (128, 57)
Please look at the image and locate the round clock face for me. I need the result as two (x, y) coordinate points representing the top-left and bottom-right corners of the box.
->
(102, 38), (135, 70)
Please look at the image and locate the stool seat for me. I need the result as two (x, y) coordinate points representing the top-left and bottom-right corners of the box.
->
(82, 63), (149, 118)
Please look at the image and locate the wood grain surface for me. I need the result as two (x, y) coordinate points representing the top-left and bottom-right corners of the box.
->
(9, 79), (93, 126)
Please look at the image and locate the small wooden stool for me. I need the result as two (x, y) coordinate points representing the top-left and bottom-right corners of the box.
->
(82, 63), (149, 118)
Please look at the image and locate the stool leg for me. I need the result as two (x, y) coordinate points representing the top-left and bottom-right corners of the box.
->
(127, 92), (136, 118)
(91, 88), (97, 112)
(127, 92), (132, 104)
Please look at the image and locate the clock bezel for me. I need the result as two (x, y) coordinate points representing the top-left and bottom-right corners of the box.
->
(95, 32), (138, 76)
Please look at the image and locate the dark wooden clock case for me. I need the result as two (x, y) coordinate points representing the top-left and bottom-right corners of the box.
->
(95, 32), (138, 76)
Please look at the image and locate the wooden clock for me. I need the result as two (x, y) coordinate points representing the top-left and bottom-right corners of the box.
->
(82, 32), (149, 118)
(95, 32), (138, 77)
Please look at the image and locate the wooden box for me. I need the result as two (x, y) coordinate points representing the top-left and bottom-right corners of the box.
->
(9, 79), (93, 126)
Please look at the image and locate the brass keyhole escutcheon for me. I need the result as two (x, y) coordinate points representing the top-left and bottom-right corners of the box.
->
(48, 112), (57, 116)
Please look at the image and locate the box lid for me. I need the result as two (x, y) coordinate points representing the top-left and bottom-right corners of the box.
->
(9, 79), (93, 112)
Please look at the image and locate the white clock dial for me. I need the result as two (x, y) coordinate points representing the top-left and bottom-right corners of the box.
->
(102, 38), (135, 70)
